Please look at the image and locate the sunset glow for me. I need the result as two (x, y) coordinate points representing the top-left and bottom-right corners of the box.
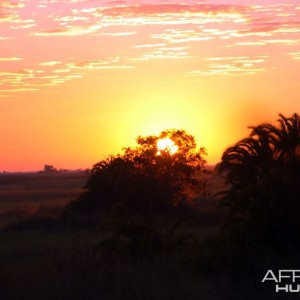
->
(157, 138), (178, 155)
(0, 0), (299, 171)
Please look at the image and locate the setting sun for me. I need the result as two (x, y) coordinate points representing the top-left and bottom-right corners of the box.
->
(0, 0), (299, 172)
(157, 138), (179, 155)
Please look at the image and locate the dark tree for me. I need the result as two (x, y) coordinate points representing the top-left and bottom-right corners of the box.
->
(218, 113), (300, 249)
(64, 129), (206, 224)
(43, 164), (58, 173)
(122, 129), (207, 205)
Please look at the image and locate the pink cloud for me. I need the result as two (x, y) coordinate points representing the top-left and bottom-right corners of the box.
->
(99, 3), (248, 17)
(35, 28), (70, 35)
(186, 55), (267, 77)
(0, 57), (22, 62)
(32, 24), (102, 36)
(0, 2), (24, 9)
(1, 0), (299, 96)
(0, 1), (24, 23)
(241, 20), (300, 35)
(105, 0), (128, 5)
(289, 51), (300, 60)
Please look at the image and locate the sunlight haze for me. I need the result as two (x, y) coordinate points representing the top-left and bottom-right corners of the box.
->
(0, 0), (299, 171)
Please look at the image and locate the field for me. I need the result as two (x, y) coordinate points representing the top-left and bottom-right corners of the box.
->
(0, 170), (296, 299)
(0, 172), (87, 229)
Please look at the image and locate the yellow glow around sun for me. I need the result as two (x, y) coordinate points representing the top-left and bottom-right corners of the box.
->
(157, 138), (178, 155)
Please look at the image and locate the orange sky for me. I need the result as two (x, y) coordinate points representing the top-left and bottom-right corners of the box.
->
(0, 0), (299, 171)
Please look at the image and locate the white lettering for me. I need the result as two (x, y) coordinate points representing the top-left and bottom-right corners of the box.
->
(263, 270), (300, 293)
(276, 284), (289, 293)
(276, 284), (300, 293)
(289, 285), (300, 293)
(262, 270), (278, 283)
(292, 270), (300, 283)
(279, 270), (291, 282)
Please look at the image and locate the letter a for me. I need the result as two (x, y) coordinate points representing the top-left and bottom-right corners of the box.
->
(262, 270), (278, 283)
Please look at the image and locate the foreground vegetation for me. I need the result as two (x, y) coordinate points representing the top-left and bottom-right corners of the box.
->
(0, 114), (299, 299)
(0, 172), (87, 229)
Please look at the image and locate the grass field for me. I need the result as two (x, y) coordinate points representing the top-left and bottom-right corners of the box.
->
(0, 170), (295, 299)
(0, 172), (87, 229)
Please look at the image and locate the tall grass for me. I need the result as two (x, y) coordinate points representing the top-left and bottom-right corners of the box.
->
(0, 172), (87, 229)
(1, 226), (298, 299)
(0, 171), (299, 299)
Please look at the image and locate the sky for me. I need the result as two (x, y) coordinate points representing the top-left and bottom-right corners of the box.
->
(0, 0), (299, 171)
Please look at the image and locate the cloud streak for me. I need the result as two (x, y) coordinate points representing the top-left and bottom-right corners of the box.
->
(0, 57), (22, 62)
(1, 1), (299, 96)
(186, 55), (268, 77)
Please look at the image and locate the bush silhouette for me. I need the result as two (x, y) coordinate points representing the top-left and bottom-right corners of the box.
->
(96, 205), (199, 264)
(63, 129), (206, 225)
(218, 113), (300, 249)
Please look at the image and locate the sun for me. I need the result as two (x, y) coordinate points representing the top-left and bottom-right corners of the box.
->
(157, 138), (178, 155)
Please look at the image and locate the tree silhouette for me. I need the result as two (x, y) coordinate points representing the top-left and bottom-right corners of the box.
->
(218, 113), (300, 249)
(64, 129), (206, 224)
(122, 129), (206, 203)
(43, 164), (58, 173)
